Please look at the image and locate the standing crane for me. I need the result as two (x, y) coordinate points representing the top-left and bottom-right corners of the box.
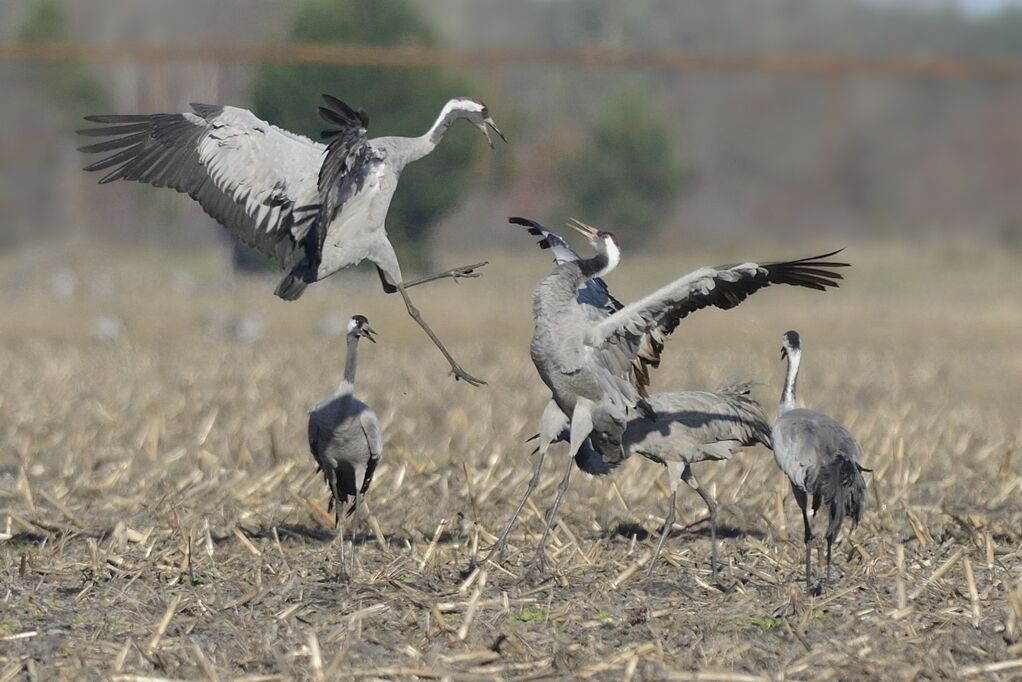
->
(485, 218), (772, 579)
(504, 216), (848, 572)
(772, 330), (868, 592)
(78, 95), (506, 386)
(308, 314), (382, 580)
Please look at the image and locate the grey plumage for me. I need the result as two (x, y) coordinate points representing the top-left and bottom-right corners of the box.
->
(308, 315), (382, 579)
(79, 95), (505, 385)
(536, 379), (772, 578)
(625, 380), (771, 577)
(490, 217), (846, 573)
(772, 330), (867, 592)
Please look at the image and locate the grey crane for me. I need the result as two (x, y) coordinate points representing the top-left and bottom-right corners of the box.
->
(772, 330), (868, 592)
(308, 314), (382, 579)
(501, 216), (848, 571)
(485, 219), (772, 578)
(78, 95), (506, 386)
(624, 381), (771, 578)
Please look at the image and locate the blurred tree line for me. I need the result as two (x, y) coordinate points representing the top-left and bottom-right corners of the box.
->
(17, 0), (107, 123)
(7, 0), (1022, 251)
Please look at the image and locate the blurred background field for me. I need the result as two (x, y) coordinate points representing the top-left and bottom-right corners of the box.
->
(1, 0), (1022, 679)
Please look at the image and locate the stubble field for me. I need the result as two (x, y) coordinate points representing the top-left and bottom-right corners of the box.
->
(1, 242), (1021, 680)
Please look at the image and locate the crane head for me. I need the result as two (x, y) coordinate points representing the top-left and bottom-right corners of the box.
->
(567, 218), (620, 269)
(450, 98), (507, 148)
(348, 315), (377, 344)
(780, 330), (801, 359)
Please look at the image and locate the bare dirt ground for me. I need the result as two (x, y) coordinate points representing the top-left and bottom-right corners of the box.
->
(1, 243), (1021, 680)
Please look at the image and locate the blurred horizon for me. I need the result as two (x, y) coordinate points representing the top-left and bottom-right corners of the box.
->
(3, 0), (1022, 263)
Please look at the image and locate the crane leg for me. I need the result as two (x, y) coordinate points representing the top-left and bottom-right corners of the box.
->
(825, 537), (833, 586)
(349, 492), (362, 580)
(793, 486), (812, 591)
(646, 469), (679, 577)
(681, 463), (719, 581)
(395, 283), (486, 387)
(325, 468), (349, 582)
(528, 403), (593, 577)
(381, 262), (488, 290)
(484, 402), (565, 563)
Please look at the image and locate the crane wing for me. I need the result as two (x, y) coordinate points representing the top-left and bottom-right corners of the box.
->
(307, 95), (384, 264)
(358, 409), (383, 496)
(78, 104), (323, 268)
(590, 251), (849, 395)
(508, 216), (623, 321)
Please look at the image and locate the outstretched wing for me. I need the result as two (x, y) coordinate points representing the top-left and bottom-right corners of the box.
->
(309, 94), (384, 264)
(508, 216), (622, 320)
(590, 251), (849, 394)
(78, 104), (323, 267)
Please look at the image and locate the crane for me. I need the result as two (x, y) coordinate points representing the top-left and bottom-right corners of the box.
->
(78, 95), (506, 386)
(308, 314), (382, 580)
(772, 330), (868, 592)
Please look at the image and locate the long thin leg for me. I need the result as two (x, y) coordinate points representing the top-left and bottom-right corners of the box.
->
(395, 283), (485, 387)
(793, 486), (812, 590)
(349, 493), (363, 579)
(529, 450), (574, 575)
(324, 468), (349, 582)
(484, 402), (566, 563)
(529, 402), (593, 575)
(385, 262), (488, 290)
(825, 538), (833, 585)
(486, 447), (546, 561)
(646, 475), (678, 577)
(681, 463), (719, 581)
(337, 514), (349, 583)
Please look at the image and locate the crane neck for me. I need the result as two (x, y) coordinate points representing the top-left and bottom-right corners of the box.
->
(340, 332), (360, 390)
(404, 103), (463, 164)
(780, 350), (801, 413)
(579, 242), (620, 280)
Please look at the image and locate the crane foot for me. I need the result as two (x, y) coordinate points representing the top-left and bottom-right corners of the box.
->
(444, 261), (488, 281)
(451, 365), (487, 387)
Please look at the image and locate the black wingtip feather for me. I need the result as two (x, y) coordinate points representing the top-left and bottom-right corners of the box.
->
(77, 122), (151, 137)
(507, 216), (547, 237)
(83, 114), (151, 124)
(320, 93), (368, 127)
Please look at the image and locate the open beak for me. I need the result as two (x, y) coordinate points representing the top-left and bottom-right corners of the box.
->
(479, 117), (507, 148)
(361, 325), (377, 343)
(566, 218), (599, 239)
(780, 346), (788, 360)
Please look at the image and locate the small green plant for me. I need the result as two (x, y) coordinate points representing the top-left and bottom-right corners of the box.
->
(0, 618), (18, 635)
(512, 607), (545, 623)
(71, 614), (87, 626)
(596, 610), (612, 621)
(735, 616), (785, 631)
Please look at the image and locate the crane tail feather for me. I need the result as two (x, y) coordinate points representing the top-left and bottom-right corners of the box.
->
(274, 272), (309, 301)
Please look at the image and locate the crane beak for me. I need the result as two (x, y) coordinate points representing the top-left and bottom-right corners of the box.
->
(486, 117), (507, 146)
(361, 325), (377, 343)
(478, 117), (507, 148)
(566, 218), (599, 239)
(780, 346), (787, 360)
